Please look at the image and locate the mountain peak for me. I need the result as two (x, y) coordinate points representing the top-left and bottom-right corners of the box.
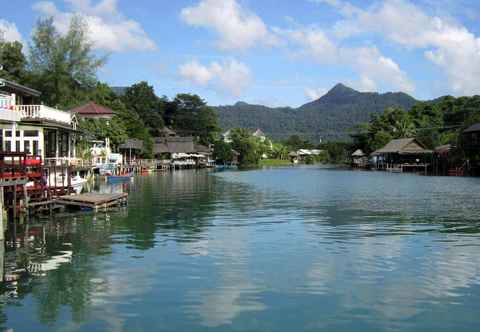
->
(234, 101), (250, 107)
(325, 83), (359, 97)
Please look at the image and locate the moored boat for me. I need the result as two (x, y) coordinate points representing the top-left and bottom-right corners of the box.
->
(106, 173), (133, 182)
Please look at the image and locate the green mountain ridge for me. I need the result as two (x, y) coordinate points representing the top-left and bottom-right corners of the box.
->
(215, 83), (419, 142)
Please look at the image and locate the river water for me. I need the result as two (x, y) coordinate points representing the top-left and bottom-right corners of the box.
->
(1, 166), (480, 331)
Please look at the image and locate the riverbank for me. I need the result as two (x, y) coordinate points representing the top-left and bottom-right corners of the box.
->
(259, 159), (293, 167)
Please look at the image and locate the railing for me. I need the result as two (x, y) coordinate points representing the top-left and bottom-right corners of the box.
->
(16, 105), (72, 124)
(0, 95), (12, 109)
(45, 157), (93, 167)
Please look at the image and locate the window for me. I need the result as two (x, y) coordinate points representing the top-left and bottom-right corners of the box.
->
(15, 141), (20, 152)
(5, 130), (12, 138)
(24, 141), (31, 154)
(15, 130), (20, 138)
(33, 141), (39, 156)
(5, 141), (11, 152)
(24, 130), (39, 137)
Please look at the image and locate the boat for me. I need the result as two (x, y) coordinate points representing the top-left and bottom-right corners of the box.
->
(106, 173), (133, 182)
(71, 175), (88, 194)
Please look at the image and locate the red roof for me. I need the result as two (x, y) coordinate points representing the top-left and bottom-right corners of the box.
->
(69, 102), (114, 116)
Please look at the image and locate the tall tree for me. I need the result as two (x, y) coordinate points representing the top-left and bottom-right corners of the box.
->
(172, 94), (220, 144)
(0, 39), (27, 83)
(28, 16), (105, 107)
(230, 128), (262, 167)
(122, 81), (164, 136)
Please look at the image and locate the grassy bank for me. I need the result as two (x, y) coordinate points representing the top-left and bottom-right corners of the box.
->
(259, 159), (293, 167)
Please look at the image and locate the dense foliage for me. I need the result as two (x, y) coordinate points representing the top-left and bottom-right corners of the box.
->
(353, 96), (480, 156)
(216, 84), (417, 142)
(0, 17), (221, 158)
(28, 17), (106, 108)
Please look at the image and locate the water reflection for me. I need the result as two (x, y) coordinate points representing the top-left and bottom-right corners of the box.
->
(0, 168), (479, 331)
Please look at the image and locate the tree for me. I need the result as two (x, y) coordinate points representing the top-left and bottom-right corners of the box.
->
(172, 94), (220, 144)
(271, 143), (289, 160)
(213, 141), (234, 164)
(77, 117), (128, 149)
(284, 135), (313, 151)
(230, 128), (262, 167)
(28, 16), (105, 107)
(122, 81), (164, 136)
(0, 40), (28, 83)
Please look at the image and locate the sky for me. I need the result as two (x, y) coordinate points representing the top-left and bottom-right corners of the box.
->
(1, 0), (480, 107)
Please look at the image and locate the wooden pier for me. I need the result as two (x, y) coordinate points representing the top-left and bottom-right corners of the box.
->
(55, 193), (128, 211)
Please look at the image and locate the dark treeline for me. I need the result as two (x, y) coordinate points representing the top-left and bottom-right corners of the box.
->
(0, 16), (220, 157)
(351, 96), (480, 163)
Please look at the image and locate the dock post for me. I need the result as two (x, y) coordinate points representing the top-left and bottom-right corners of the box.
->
(0, 188), (4, 242)
(23, 185), (29, 221)
(12, 185), (17, 246)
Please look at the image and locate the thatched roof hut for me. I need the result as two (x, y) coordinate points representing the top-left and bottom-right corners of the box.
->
(119, 138), (144, 151)
(371, 138), (432, 156)
(464, 123), (480, 133)
(154, 137), (195, 155)
(352, 149), (365, 157)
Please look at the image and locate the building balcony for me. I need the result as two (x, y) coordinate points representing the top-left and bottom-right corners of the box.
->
(0, 95), (22, 122)
(1, 94), (74, 126)
(15, 105), (73, 125)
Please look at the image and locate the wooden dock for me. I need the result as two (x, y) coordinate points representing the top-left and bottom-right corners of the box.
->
(55, 193), (128, 210)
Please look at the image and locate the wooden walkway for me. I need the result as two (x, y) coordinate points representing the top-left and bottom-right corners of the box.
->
(55, 193), (128, 210)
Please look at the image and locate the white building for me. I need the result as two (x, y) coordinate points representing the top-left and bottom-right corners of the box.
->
(0, 78), (77, 164)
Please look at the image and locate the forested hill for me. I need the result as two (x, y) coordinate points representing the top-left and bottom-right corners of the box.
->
(215, 83), (418, 142)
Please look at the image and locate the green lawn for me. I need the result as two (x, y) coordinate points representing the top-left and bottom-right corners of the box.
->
(259, 159), (293, 167)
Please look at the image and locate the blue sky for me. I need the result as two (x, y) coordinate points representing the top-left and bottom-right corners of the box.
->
(1, 0), (480, 107)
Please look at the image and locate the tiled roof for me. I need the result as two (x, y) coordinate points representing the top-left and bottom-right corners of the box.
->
(69, 102), (114, 115)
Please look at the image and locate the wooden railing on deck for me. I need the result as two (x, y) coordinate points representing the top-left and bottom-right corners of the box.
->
(15, 105), (72, 124)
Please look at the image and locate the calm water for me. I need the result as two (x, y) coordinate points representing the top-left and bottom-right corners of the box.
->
(1, 167), (480, 331)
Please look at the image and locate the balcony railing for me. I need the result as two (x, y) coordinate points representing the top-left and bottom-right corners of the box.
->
(0, 95), (12, 109)
(45, 157), (93, 167)
(0, 96), (22, 122)
(15, 105), (73, 125)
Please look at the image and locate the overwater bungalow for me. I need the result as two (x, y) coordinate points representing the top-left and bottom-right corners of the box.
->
(153, 128), (214, 168)
(119, 138), (144, 164)
(371, 138), (432, 173)
(462, 123), (480, 175)
(351, 149), (368, 168)
(0, 78), (78, 165)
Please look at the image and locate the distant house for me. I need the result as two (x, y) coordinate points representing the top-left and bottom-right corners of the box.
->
(154, 136), (195, 157)
(69, 102), (114, 120)
(463, 123), (480, 152)
(253, 128), (266, 142)
(158, 126), (177, 138)
(119, 138), (144, 163)
(221, 129), (232, 143)
(351, 149), (368, 168)
(371, 138), (432, 173)
(462, 123), (480, 175)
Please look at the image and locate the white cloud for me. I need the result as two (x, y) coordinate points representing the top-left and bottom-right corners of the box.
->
(356, 75), (377, 92)
(305, 87), (327, 101)
(279, 26), (414, 93)
(0, 20), (23, 43)
(179, 60), (215, 86)
(179, 59), (252, 96)
(33, 0), (156, 52)
(322, 0), (480, 95)
(180, 0), (278, 51)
